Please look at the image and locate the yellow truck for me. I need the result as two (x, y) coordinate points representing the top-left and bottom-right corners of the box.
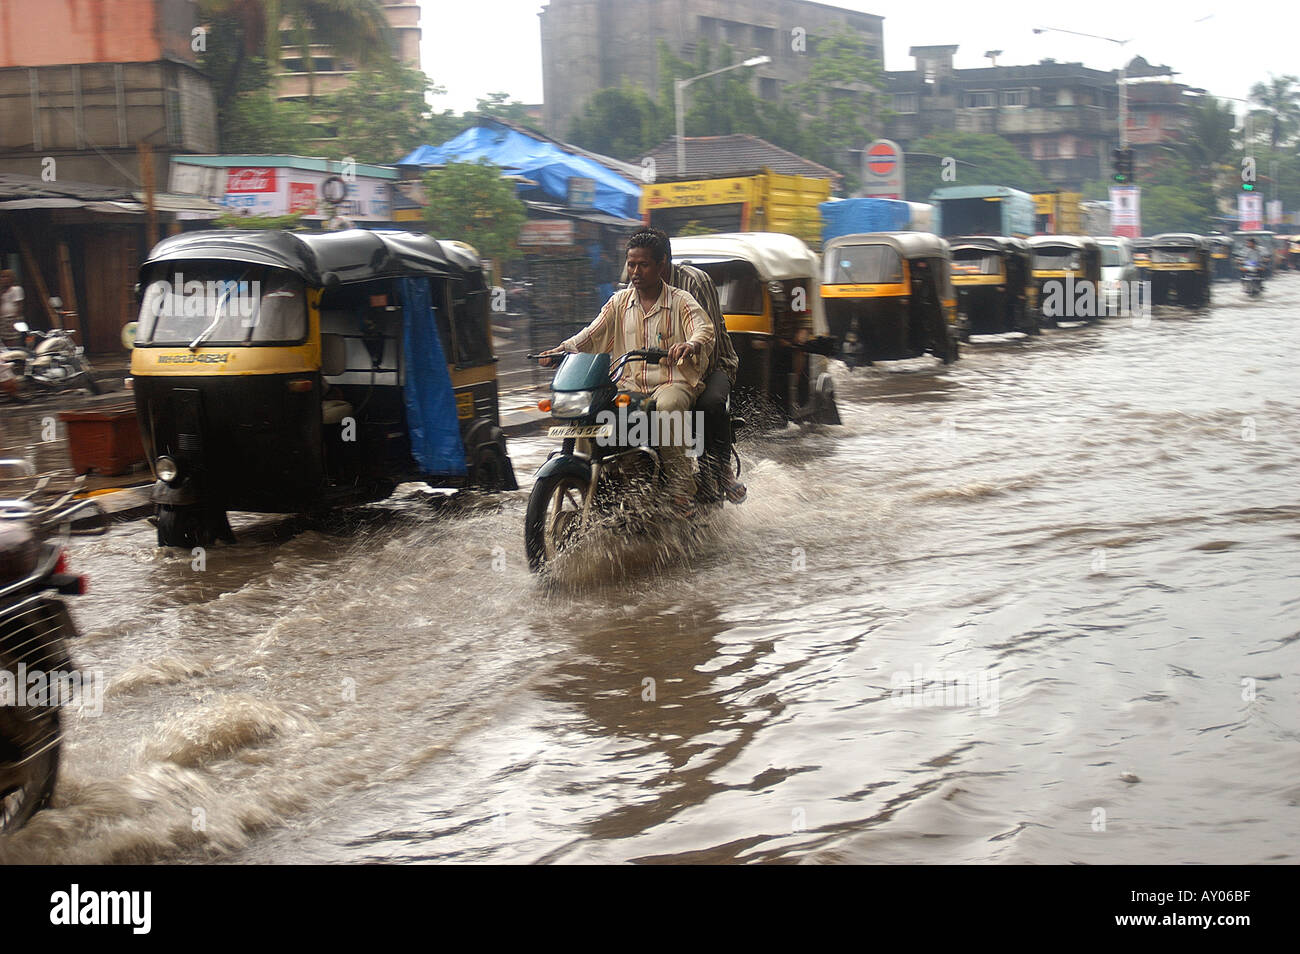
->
(1032, 191), (1083, 235)
(640, 170), (830, 245)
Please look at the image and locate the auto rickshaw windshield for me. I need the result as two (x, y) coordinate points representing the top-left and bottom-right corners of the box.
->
(1099, 245), (1128, 267)
(694, 260), (765, 315)
(951, 248), (1002, 275)
(1033, 248), (1081, 270)
(137, 263), (307, 346)
(825, 244), (903, 284)
(1150, 247), (1196, 264)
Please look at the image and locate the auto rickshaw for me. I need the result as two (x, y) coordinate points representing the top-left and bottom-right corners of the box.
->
(130, 229), (518, 547)
(821, 232), (960, 365)
(1208, 235), (1236, 281)
(1232, 231), (1276, 278)
(948, 235), (1037, 338)
(1289, 236), (1300, 271)
(671, 232), (840, 426)
(1027, 235), (1103, 325)
(1137, 233), (1212, 308)
(1131, 237), (1153, 269)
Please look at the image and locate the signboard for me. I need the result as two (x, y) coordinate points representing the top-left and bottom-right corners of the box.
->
(567, 177), (597, 210)
(288, 182), (318, 214)
(226, 167), (277, 193)
(1238, 194), (1263, 231)
(1266, 199), (1283, 225)
(641, 176), (753, 211)
(169, 163), (224, 198)
(169, 161), (393, 222)
(1109, 186), (1141, 238)
(862, 139), (905, 199)
(519, 220), (575, 246)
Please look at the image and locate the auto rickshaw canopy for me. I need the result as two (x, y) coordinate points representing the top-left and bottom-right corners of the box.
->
(824, 231), (951, 262)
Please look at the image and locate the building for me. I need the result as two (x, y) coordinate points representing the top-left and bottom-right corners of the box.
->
(644, 133), (843, 185)
(1123, 57), (1198, 162)
(539, 0), (884, 141)
(276, 0), (421, 101)
(0, 0), (219, 354)
(884, 45), (1121, 191)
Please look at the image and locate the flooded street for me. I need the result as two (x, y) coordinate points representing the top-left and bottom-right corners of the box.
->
(3, 277), (1297, 865)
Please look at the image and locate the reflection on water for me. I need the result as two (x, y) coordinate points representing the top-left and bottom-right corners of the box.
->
(3, 279), (1298, 864)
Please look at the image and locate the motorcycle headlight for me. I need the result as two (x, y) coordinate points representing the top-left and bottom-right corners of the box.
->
(156, 455), (179, 484)
(550, 390), (594, 419)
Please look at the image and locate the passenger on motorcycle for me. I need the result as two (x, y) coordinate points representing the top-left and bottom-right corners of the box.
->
(539, 231), (714, 513)
(631, 227), (746, 505)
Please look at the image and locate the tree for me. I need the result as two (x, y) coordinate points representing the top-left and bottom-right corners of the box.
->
(905, 131), (1052, 201)
(1248, 74), (1300, 149)
(220, 90), (317, 153)
(422, 160), (527, 264)
(469, 93), (544, 133)
(1135, 156), (1217, 233)
(319, 62), (461, 163)
(786, 30), (890, 190)
(567, 84), (669, 161)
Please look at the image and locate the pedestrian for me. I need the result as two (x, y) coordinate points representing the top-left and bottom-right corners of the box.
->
(0, 269), (24, 348)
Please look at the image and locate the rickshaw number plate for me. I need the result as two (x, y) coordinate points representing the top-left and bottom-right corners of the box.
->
(548, 425), (613, 438)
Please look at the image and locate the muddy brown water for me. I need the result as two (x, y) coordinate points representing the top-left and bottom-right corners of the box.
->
(2, 277), (1297, 863)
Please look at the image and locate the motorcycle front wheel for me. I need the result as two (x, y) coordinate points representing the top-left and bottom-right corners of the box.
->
(524, 472), (590, 572)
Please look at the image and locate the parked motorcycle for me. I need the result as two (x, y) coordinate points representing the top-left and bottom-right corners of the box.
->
(523, 349), (743, 572)
(1239, 263), (1265, 298)
(1, 307), (101, 395)
(0, 470), (106, 834)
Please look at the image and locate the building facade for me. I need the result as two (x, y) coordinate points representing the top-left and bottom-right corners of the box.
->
(539, 0), (883, 140)
(276, 0), (421, 100)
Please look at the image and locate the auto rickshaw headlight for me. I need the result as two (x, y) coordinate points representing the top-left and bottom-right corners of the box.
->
(550, 390), (594, 418)
(156, 456), (179, 484)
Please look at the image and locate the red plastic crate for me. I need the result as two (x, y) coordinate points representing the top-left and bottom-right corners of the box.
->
(58, 406), (146, 476)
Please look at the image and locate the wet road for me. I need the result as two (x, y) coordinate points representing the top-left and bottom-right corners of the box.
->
(3, 276), (1298, 864)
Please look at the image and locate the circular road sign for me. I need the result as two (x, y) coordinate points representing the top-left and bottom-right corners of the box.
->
(867, 141), (899, 177)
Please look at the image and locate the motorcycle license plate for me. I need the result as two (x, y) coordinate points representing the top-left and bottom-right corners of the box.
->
(548, 424), (613, 438)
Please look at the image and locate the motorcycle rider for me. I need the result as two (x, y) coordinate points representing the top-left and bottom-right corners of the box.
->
(632, 227), (745, 504)
(0, 270), (24, 348)
(538, 231), (714, 514)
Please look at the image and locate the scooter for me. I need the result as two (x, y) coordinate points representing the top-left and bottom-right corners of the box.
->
(0, 470), (106, 834)
(523, 349), (743, 572)
(1, 306), (101, 395)
(1239, 263), (1265, 297)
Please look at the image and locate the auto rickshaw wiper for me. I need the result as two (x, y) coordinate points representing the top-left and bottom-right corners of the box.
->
(189, 270), (250, 351)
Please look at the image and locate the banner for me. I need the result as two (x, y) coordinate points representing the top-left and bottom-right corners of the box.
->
(1109, 186), (1140, 238)
(1238, 194), (1263, 231)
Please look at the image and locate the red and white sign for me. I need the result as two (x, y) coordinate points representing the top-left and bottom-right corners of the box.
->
(862, 138), (905, 199)
(1110, 186), (1141, 239)
(1238, 194), (1263, 231)
(226, 167), (277, 192)
(288, 182), (318, 214)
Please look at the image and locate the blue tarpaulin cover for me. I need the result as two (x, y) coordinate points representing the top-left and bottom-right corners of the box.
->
(401, 276), (466, 474)
(820, 198), (913, 242)
(398, 124), (640, 220)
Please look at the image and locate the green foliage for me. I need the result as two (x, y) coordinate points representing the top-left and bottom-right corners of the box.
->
(219, 91), (318, 154)
(214, 211), (307, 230)
(906, 131), (1052, 201)
(567, 84), (669, 161)
(1135, 157), (1217, 233)
(469, 93), (544, 133)
(318, 63), (462, 164)
(1248, 74), (1300, 149)
(421, 160), (527, 263)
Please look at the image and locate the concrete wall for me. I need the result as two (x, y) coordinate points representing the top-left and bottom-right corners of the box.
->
(0, 0), (199, 70)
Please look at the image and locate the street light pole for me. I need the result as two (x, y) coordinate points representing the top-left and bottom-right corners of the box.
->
(674, 55), (771, 176)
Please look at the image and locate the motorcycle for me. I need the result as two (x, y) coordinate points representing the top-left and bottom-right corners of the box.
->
(0, 470), (106, 834)
(1, 307), (101, 396)
(523, 349), (742, 572)
(1239, 262), (1265, 297)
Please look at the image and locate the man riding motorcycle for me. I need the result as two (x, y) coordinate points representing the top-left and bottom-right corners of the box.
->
(539, 231), (714, 515)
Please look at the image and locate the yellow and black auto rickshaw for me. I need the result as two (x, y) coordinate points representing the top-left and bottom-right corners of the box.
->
(947, 235), (1038, 338)
(1027, 235), (1103, 325)
(1138, 233), (1213, 308)
(1208, 235), (1235, 281)
(821, 232), (960, 365)
(131, 229), (517, 547)
(672, 232), (841, 426)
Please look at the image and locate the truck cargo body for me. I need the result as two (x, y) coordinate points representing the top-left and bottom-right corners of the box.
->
(930, 186), (1035, 239)
(641, 171), (830, 242)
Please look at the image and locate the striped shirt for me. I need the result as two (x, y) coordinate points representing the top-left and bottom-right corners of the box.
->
(668, 263), (739, 384)
(560, 282), (714, 393)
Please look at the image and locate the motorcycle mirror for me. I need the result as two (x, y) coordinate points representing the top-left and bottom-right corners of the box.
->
(13, 321), (28, 333)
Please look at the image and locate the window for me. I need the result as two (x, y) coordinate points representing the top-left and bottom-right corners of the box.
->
(1001, 88), (1028, 107)
(138, 265), (307, 346)
(1032, 247), (1082, 271)
(753, 26), (776, 55)
(893, 93), (918, 113)
(694, 261), (764, 316)
(951, 248), (1003, 276)
(825, 245), (903, 285)
(1098, 244), (1129, 267)
(963, 90), (996, 108)
(760, 77), (779, 101)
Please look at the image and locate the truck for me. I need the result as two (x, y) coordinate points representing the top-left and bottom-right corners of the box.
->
(929, 185), (1036, 238)
(1032, 191), (1084, 234)
(640, 169), (830, 244)
(818, 197), (934, 242)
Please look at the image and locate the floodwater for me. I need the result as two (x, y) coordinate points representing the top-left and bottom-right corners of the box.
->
(3, 276), (1297, 864)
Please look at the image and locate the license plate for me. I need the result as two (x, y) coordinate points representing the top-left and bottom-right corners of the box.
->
(548, 424), (613, 438)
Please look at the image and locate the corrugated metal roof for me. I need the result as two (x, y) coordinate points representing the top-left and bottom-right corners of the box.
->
(0, 173), (134, 202)
(644, 135), (841, 183)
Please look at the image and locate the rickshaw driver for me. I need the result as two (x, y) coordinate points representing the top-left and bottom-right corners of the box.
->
(538, 231), (714, 514)
(633, 227), (746, 505)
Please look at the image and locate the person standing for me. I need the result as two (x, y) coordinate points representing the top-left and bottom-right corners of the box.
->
(0, 270), (25, 348)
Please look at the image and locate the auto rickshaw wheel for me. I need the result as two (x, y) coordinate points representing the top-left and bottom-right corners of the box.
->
(156, 504), (234, 549)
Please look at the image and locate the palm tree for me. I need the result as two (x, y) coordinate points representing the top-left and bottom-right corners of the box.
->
(1248, 74), (1300, 149)
(199, 0), (392, 105)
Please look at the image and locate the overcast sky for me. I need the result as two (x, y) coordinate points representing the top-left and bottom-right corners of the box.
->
(421, 0), (1298, 122)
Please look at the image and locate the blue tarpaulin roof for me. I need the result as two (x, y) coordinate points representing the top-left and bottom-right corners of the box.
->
(398, 124), (640, 220)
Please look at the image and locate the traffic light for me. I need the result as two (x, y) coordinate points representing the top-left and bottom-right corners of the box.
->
(1111, 147), (1135, 184)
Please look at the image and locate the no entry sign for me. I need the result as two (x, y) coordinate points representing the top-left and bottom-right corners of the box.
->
(862, 138), (904, 199)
